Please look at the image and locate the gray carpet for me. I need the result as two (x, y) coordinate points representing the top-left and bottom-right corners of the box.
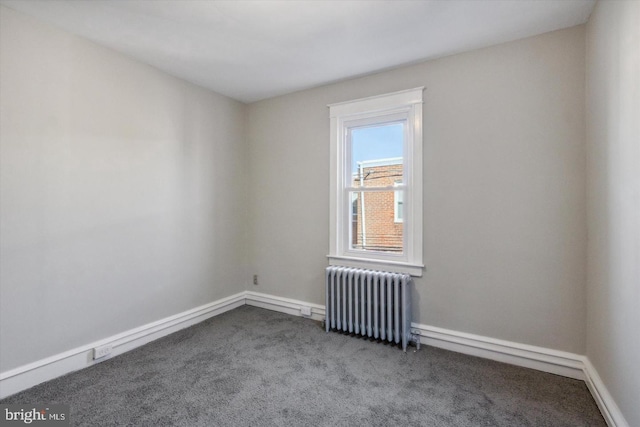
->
(2, 306), (606, 426)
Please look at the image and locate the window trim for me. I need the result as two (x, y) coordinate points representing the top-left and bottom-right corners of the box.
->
(328, 87), (424, 277)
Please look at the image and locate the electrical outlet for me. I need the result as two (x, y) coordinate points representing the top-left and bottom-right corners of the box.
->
(253, 274), (258, 285)
(300, 306), (311, 317)
(93, 344), (113, 360)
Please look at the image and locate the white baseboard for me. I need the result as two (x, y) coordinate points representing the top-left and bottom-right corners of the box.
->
(0, 290), (628, 427)
(583, 358), (629, 427)
(245, 291), (325, 322)
(410, 323), (585, 380)
(0, 292), (245, 399)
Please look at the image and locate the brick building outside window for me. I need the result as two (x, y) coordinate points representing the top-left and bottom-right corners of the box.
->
(351, 158), (403, 253)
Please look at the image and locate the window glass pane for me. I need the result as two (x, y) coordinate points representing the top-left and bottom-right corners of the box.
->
(349, 191), (403, 254)
(350, 123), (404, 188)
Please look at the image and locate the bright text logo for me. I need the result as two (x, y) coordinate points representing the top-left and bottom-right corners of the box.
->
(0, 405), (69, 426)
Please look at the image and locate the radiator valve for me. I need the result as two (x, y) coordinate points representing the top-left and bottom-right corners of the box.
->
(411, 330), (421, 351)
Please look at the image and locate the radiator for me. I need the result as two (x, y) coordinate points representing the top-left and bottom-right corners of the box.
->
(325, 266), (420, 352)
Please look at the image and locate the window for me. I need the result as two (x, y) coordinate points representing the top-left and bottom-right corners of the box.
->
(328, 88), (424, 276)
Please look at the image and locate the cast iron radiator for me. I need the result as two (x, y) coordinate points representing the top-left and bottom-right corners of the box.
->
(325, 266), (420, 352)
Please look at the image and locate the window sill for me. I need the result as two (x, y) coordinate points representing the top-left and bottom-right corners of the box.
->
(327, 255), (424, 277)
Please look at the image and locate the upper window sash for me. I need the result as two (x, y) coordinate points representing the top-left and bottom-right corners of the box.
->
(344, 113), (408, 192)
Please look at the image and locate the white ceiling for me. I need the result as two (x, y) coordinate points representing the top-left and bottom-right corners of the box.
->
(1, 0), (596, 103)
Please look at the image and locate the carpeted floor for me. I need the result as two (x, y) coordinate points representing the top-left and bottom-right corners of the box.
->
(2, 306), (606, 426)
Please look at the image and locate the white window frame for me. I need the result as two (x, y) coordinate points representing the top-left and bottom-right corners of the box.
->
(328, 87), (424, 277)
(394, 180), (403, 223)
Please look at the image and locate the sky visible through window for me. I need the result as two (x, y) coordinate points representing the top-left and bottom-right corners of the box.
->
(351, 123), (403, 175)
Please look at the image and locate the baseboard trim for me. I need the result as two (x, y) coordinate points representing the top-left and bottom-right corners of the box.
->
(0, 292), (246, 399)
(410, 323), (586, 380)
(245, 291), (325, 322)
(583, 358), (629, 427)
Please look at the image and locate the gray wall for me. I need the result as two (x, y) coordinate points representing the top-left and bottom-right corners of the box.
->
(0, 6), (248, 371)
(248, 26), (587, 354)
(586, 1), (640, 426)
